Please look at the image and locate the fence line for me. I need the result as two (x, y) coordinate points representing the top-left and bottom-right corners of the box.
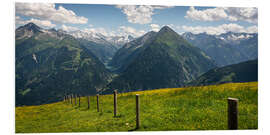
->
(63, 93), (239, 130)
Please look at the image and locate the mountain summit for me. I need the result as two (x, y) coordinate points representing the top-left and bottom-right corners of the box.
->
(16, 22), (43, 39)
(20, 22), (41, 32)
(158, 26), (175, 34)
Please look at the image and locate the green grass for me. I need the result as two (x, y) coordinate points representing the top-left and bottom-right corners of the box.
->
(15, 82), (258, 133)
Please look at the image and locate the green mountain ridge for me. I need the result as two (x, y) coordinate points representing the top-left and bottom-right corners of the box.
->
(189, 59), (258, 86)
(16, 23), (112, 106)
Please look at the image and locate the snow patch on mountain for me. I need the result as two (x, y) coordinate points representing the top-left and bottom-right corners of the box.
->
(216, 32), (255, 44)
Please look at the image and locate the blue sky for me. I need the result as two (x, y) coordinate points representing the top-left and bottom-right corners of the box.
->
(15, 3), (258, 37)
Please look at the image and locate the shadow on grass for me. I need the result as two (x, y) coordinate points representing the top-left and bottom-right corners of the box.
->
(128, 127), (139, 132)
(113, 114), (122, 118)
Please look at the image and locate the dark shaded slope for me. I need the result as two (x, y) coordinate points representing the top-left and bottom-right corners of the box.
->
(189, 59), (258, 86)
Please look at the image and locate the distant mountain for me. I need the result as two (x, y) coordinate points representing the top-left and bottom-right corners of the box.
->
(189, 59), (258, 86)
(77, 39), (117, 65)
(217, 32), (257, 45)
(217, 32), (258, 60)
(16, 23), (112, 106)
(182, 32), (258, 67)
(109, 31), (157, 72)
(106, 26), (216, 92)
(68, 30), (135, 65)
(106, 35), (135, 49)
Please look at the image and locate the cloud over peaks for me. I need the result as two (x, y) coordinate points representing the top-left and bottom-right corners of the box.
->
(61, 25), (79, 32)
(185, 7), (257, 24)
(16, 16), (56, 28)
(16, 3), (88, 24)
(150, 24), (160, 32)
(119, 26), (146, 37)
(116, 5), (172, 24)
(182, 23), (257, 35)
(185, 7), (228, 21)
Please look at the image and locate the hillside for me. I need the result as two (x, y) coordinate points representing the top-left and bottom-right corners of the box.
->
(189, 59), (258, 86)
(16, 82), (258, 133)
(16, 23), (112, 106)
(107, 26), (216, 92)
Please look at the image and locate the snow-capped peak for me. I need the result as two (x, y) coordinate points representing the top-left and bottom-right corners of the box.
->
(67, 30), (134, 49)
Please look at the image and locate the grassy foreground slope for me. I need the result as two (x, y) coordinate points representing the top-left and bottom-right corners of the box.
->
(16, 82), (258, 133)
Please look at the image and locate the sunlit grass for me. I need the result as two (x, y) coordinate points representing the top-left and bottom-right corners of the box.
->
(15, 82), (258, 133)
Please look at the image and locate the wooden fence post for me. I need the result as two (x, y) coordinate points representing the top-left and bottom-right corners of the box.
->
(114, 90), (117, 117)
(87, 96), (90, 109)
(136, 94), (140, 129)
(71, 94), (73, 106)
(97, 94), (100, 112)
(69, 95), (72, 104)
(228, 97), (238, 130)
(75, 94), (77, 105)
(78, 95), (81, 107)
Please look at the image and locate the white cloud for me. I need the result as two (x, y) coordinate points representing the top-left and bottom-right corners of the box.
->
(182, 23), (257, 35)
(61, 25), (79, 32)
(185, 7), (228, 21)
(246, 25), (258, 33)
(16, 16), (56, 28)
(15, 3), (88, 24)
(225, 7), (258, 23)
(185, 7), (258, 24)
(116, 5), (172, 24)
(118, 26), (146, 37)
(150, 24), (160, 32)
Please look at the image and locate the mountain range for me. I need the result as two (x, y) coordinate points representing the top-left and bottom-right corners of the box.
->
(15, 23), (258, 105)
(69, 30), (134, 49)
(182, 32), (258, 66)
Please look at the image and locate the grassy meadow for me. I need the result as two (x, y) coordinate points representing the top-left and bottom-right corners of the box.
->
(15, 82), (258, 133)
